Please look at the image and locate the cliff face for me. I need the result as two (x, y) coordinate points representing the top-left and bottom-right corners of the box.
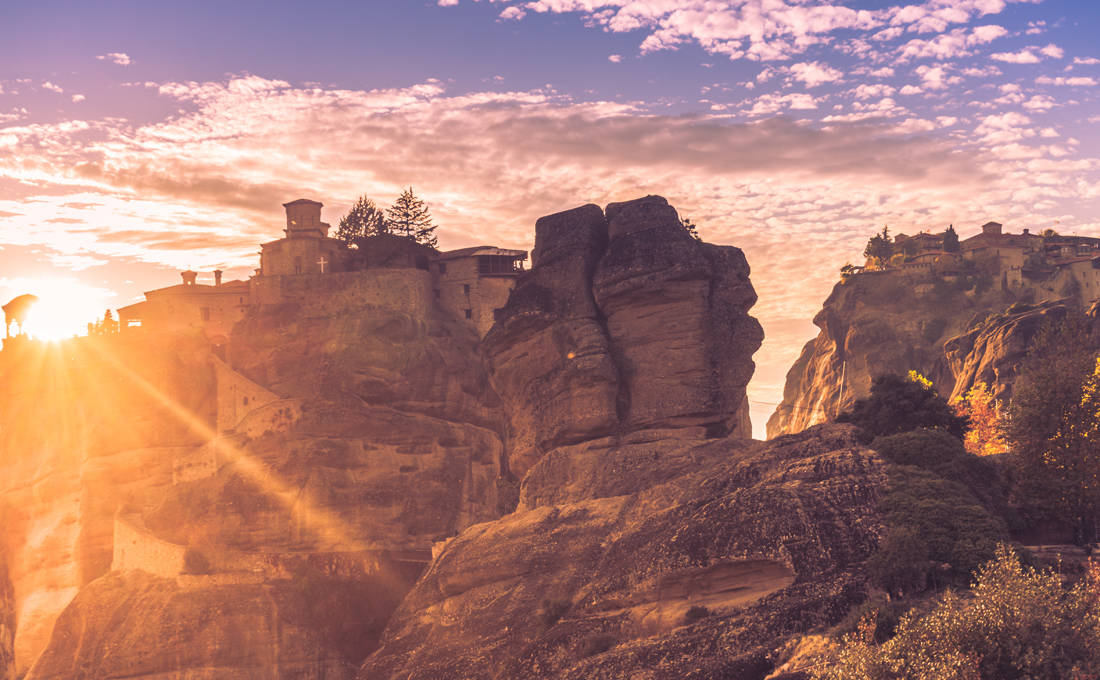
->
(360, 199), (890, 680)
(20, 274), (506, 679)
(362, 424), (886, 680)
(485, 196), (762, 477)
(0, 337), (214, 678)
(767, 272), (1016, 438)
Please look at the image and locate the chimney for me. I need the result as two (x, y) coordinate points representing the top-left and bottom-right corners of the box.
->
(214, 269), (223, 286)
(181, 270), (198, 286)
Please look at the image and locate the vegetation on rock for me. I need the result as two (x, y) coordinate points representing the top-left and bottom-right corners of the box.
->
(816, 547), (1100, 680)
(837, 373), (968, 439)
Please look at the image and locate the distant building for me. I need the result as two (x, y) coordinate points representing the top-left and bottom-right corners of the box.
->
(259, 199), (347, 276)
(117, 270), (249, 341)
(120, 198), (529, 341)
(431, 246), (527, 337)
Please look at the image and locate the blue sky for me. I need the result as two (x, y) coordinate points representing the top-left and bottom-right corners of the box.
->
(2, 0), (1099, 434)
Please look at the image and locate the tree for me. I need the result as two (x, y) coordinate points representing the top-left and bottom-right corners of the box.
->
(1003, 313), (1100, 541)
(863, 226), (893, 268)
(386, 187), (437, 248)
(837, 371), (968, 439)
(681, 217), (702, 241)
(952, 382), (1006, 457)
(943, 225), (960, 253)
(335, 195), (387, 247)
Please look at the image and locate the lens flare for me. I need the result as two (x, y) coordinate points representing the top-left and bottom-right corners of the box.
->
(3, 278), (113, 341)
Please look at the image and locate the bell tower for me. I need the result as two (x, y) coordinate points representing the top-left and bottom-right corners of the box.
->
(283, 199), (329, 238)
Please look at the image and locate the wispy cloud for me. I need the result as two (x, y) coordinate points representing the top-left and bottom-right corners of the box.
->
(96, 52), (132, 65)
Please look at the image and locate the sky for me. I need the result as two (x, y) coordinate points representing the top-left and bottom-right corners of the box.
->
(2, 0), (1099, 437)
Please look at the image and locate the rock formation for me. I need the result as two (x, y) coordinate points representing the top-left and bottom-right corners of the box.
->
(767, 270), (1021, 438)
(17, 273), (504, 678)
(361, 424), (887, 680)
(486, 196), (762, 477)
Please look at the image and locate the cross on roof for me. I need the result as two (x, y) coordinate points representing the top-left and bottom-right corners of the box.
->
(317, 256), (328, 273)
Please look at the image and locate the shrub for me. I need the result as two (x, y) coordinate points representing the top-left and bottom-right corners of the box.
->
(683, 605), (711, 624)
(837, 373), (967, 439)
(870, 466), (1006, 594)
(815, 546), (1100, 680)
(871, 429), (1006, 510)
(836, 596), (908, 644)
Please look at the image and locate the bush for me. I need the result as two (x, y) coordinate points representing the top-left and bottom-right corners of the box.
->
(871, 429), (1006, 510)
(836, 596), (908, 644)
(683, 605), (711, 624)
(870, 466), (1006, 594)
(815, 546), (1100, 680)
(837, 373), (968, 439)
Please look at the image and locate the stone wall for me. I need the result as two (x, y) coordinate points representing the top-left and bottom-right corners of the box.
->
(111, 515), (186, 578)
(432, 258), (518, 337)
(213, 356), (282, 434)
(249, 269), (433, 318)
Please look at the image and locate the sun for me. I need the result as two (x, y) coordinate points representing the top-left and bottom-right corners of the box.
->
(5, 278), (114, 341)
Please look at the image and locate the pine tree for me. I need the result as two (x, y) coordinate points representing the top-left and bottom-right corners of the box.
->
(335, 195), (387, 248)
(386, 187), (437, 248)
(943, 225), (960, 252)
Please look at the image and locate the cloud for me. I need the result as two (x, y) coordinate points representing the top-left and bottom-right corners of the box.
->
(1037, 75), (1098, 86)
(788, 61), (844, 87)
(1039, 44), (1064, 59)
(438, 0), (459, 5)
(991, 49), (1040, 63)
(502, 0), (1028, 62)
(41, 81), (63, 93)
(896, 24), (1007, 61)
(608, 54), (622, 63)
(71, 94), (86, 103)
(96, 52), (132, 66)
(1, 69), (1096, 436)
(1073, 57), (1100, 65)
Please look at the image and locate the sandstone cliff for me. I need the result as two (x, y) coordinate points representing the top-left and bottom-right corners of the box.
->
(485, 196), (762, 478)
(767, 271), (1024, 438)
(361, 424), (887, 680)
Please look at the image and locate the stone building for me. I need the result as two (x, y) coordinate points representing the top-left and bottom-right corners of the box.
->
(117, 270), (249, 341)
(259, 199), (347, 277)
(431, 246), (527, 337)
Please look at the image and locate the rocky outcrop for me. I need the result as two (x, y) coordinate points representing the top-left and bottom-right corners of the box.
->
(943, 299), (1081, 403)
(486, 196), (762, 477)
(767, 271), (1014, 438)
(361, 424), (887, 680)
(24, 571), (380, 680)
(0, 336), (214, 677)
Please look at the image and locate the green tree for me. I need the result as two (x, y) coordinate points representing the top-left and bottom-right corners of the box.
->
(386, 187), (437, 248)
(1004, 313), (1100, 541)
(863, 226), (893, 267)
(815, 546), (1100, 680)
(335, 195), (387, 247)
(943, 225), (960, 252)
(837, 372), (968, 439)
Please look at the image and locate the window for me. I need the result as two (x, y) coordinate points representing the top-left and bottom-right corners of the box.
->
(243, 396), (249, 405)
(463, 284), (470, 295)
(200, 307), (211, 321)
(438, 262), (447, 274)
(464, 309), (472, 319)
(294, 256), (302, 275)
(478, 255), (520, 274)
